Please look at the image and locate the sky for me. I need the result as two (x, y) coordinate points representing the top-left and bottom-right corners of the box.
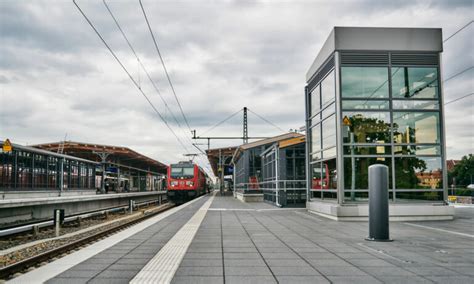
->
(0, 0), (472, 176)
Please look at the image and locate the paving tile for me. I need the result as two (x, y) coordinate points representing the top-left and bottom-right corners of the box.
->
(94, 269), (138, 279)
(347, 258), (395, 267)
(315, 266), (369, 276)
(276, 275), (330, 284)
(175, 266), (223, 276)
(260, 252), (300, 259)
(270, 266), (321, 276)
(88, 278), (130, 284)
(224, 252), (262, 259)
(361, 266), (417, 277)
(265, 258), (309, 267)
(171, 276), (224, 284)
(425, 276), (474, 284)
(306, 258), (353, 267)
(225, 266), (272, 276)
(179, 258), (223, 267)
(184, 252), (222, 259)
(327, 275), (382, 284)
(47, 278), (93, 284)
(57, 269), (99, 279)
(377, 276), (433, 283)
(224, 258), (266, 267)
(225, 276), (277, 284)
(223, 247), (258, 253)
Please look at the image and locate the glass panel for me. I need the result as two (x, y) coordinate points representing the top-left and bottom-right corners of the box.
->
(311, 85), (321, 116)
(393, 145), (441, 155)
(392, 67), (438, 99)
(392, 100), (439, 110)
(395, 157), (442, 190)
(341, 67), (389, 98)
(322, 114), (336, 149)
(395, 191), (443, 201)
(393, 112), (440, 144)
(311, 125), (321, 154)
(342, 100), (389, 110)
(342, 112), (391, 144)
(344, 157), (392, 191)
(311, 159), (337, 192)
(321, 102), (336, 119)
(321, 70), (335, 107)
(323, 147), (337, 159)
(343, 145), (391, 155)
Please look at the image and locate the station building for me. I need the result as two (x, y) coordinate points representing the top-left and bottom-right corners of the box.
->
(305, 27), (453, 220)
(231, 133), (306, 206)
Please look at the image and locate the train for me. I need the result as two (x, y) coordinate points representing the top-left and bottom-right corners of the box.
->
(166, 161), (209, 204)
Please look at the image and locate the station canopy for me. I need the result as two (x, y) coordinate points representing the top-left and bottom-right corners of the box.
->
(33, 141), (168, 175)
(206, 146), (238, 176)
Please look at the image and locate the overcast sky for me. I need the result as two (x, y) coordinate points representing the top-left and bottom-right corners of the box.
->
(0, 0), (472, 175)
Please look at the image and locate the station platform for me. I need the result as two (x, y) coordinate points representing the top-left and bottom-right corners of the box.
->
(9, 192), (474, 284)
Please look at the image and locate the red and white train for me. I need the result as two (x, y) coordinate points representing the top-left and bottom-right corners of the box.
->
(167, 161), (208, 204)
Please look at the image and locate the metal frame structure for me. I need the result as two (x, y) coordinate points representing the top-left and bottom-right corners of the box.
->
(305, 27), (447, 208)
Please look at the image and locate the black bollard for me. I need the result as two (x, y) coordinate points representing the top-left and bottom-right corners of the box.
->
(366, 164), (392, 242)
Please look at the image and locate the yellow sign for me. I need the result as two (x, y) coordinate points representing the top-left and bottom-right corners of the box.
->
(3, 139), (12, 152)
(343, 116), (351, 126)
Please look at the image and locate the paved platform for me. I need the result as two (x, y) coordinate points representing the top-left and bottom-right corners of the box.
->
(10, 193), (474, 284)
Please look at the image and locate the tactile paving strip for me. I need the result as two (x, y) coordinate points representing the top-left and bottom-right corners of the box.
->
(130, 192), (216, 284)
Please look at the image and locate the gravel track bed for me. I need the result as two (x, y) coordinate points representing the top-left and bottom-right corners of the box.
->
(0, 203), (167, 268)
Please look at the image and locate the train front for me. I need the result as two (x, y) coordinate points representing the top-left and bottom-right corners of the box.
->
(167, 162), (198, 204)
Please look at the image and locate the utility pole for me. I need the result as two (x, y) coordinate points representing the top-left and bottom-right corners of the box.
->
(243, 107), (248, 144)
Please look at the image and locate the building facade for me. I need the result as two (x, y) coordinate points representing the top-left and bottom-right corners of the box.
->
(305, 27), (453, 220)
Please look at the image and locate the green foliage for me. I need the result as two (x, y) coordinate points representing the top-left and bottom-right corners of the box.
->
(448, 154), (474, 187)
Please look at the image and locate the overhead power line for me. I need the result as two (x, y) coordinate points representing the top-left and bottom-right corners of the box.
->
(72, 0), (190, 154)
(444, 66), (473, 83)
(103, 0), (193, 143)
(139, 0), (192, 133)
(248, 108), (286, 133)
(444, 20), (473, 43)
(444, 93), (474, 106)
(201, 108), (243, 135)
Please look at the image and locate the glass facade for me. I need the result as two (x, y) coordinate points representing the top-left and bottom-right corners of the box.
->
(309, 70), (337, 200)
(306, 51), (445, 204)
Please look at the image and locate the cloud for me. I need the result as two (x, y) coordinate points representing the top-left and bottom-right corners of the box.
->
(0, 0), (472, 176)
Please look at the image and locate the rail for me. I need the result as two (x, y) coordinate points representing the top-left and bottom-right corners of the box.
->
(0, 202), (174, 280)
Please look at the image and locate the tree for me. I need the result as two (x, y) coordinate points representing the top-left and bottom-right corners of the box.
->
(449, 154), (474, 187)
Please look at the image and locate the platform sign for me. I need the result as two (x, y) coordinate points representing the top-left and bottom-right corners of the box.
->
(2, 139), (12, 153)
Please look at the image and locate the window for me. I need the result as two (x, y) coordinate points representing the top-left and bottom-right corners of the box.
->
(341, 67), (389, 98)
(344, 157), (392, 191)
(322, 114), (336, 149)
(321, 70), (335, 106)
(311, 125), (321, 156)
(342, 112), (391, 144)
(311, 85), (321, 116)
(393, 112), (440, 144)
(342, 100), (389, 110)
(392, 67), (438, 99)
(394, 157), (442, 190)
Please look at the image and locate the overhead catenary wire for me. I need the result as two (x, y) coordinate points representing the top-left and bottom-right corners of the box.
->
(139, 0), (192, 133)
(200, 108), (243, 135)
(72, 0), (190, 154)
(443, 66), (473, 83)
(444, 93), (474, 106)
(248, 108), (286, 133)
(102, 0), (193, 143)
(443, 20), (473, 43)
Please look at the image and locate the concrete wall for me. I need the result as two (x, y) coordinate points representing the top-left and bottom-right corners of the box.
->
(234, 191), (264, 202)
(307, 200), (454, 221)
(0, 191), (167, 224)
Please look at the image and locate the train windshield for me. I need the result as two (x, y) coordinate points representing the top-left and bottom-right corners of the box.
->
(170, 166), (194, 178)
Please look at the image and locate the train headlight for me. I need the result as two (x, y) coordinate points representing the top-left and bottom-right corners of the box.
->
(186, 181), (194, 186)
(171, 181), (178, 187)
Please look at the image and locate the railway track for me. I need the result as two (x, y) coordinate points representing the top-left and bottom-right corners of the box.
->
(0, 203), (175, 280)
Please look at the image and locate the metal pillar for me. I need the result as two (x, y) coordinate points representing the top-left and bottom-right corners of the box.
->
(366, 164), (392, 242)
(59, 158), (64, 194)
(243, 107), (248, 144)
(93, 151), (110, 194)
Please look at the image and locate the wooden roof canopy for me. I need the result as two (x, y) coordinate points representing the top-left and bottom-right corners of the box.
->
(33, 141), (168, 174)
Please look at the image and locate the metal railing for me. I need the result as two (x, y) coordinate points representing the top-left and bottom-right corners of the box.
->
(235, 180), (307, 207)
